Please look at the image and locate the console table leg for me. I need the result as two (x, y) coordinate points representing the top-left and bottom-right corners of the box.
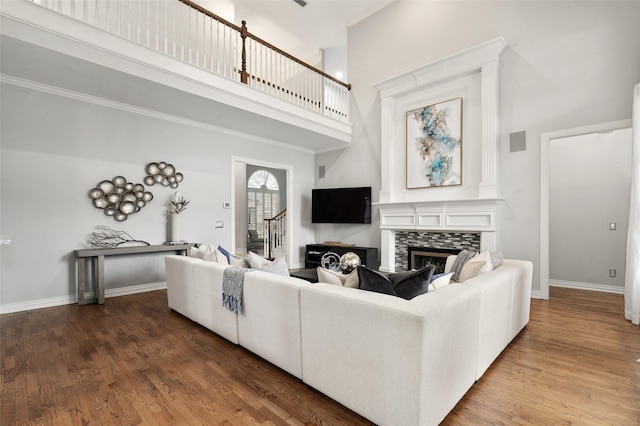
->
(77, 258), (86, 305)
(97, 255), (105, 304)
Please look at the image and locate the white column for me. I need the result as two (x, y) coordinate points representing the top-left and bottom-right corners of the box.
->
(480, 231), (497, 252)
(379, 96), (395, 203)
(479, 60), (500, 198)
(379, 229), (396, 272)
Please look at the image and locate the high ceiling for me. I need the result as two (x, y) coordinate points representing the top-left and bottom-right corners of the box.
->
(234, 0), (394, 49)
(188, 0), (394, 78)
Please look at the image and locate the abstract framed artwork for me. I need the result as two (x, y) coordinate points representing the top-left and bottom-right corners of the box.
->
(406, 97), (463, 189)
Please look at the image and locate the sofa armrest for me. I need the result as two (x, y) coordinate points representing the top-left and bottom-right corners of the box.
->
(165, 255), (202, 321)
(503, 259), (533, 337)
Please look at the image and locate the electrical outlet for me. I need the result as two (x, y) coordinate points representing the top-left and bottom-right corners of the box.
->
(609, 269), (616, 278)
(609, 222), (617, 231)
(215, 221), (224, 228)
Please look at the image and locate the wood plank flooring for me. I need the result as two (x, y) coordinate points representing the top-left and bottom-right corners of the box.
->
(1, 287), (639, 425)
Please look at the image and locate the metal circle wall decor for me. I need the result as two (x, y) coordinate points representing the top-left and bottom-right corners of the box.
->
(144, 161), (183, 189)
(88, 176), (153, 221)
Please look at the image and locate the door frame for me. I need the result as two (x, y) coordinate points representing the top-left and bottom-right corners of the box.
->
(231, 156), (293, 260)
(539, 119), (631, 299)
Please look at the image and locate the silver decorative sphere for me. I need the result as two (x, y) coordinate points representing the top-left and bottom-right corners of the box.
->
(340, 252), (361, 273)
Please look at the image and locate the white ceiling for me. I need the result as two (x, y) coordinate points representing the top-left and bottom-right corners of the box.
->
(235, 0), (393, 48)
(232, 0), (394, 61)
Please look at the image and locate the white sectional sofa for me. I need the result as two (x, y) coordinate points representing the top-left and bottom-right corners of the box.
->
(165, 255), (533, 425)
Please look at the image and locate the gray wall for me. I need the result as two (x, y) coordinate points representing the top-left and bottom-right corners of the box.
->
(0, 83), (315, 308)
(316, 0), (640, 293)
(549, 128), (632, 288)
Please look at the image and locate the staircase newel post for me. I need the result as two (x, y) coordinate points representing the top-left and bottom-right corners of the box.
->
(240, 20), (248, 84)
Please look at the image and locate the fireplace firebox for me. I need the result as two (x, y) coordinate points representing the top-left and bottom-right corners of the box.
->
(408, 247), (460, 274)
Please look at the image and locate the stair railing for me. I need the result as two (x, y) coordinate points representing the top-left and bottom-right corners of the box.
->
(25, 0), (351, 121)
(264, 208), (287, 260)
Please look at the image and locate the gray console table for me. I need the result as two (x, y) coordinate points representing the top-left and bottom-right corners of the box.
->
(75, 243), (193, 305)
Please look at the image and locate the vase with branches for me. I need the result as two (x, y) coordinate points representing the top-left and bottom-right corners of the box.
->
(167, 192), (189, 242)
(169, 191), (190, 214)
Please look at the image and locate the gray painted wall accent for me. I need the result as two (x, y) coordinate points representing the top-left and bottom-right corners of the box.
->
(0, 83), (315, 308)
(549, 128), (632, 288)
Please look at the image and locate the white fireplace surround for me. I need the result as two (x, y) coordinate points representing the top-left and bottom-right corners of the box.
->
(374, 38), (506, 272)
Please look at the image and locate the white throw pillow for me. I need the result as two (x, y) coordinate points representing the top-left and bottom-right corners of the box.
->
(229, 254), (248, 268)
(490, 251), (504, 269)
(190, 244), (217, 262)
(428, 272), (454, 292)
(259, 256), (290, 276)
(214, 248), (230, 265)
(316, 267), (359, 288)
(473, 250), (494, 274)
(458, 260), (487, 283)
(247, 251), (270, 269)
(188, 246), (204, 259)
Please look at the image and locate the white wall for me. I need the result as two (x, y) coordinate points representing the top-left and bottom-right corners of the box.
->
(318, 0), (640, 292)
(323, 46), (348, 81)
(549, 128), (632, 289)
(0, 82), (315, 309)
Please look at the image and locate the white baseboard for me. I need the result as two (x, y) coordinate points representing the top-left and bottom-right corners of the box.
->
(549, 279), (624, 294)
(0, 281), (167, 314)
(531, 290), (543, 299)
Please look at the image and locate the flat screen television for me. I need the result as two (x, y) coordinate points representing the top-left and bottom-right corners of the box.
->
(312, 186), (372, 224)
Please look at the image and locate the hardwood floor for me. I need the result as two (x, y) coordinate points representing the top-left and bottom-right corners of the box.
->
(2, 287), (639, 425)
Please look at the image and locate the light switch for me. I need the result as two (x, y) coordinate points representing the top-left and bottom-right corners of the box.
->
(609, 223), (616, 231)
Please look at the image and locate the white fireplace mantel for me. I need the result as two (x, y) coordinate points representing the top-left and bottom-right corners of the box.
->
(375, 198), (503, 272)
(375, 198), (503, 232)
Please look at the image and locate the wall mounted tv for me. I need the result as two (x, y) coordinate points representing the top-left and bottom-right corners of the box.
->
(312, 186), (372, 224)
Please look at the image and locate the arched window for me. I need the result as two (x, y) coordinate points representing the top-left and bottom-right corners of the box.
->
(247, 170), (280, 239)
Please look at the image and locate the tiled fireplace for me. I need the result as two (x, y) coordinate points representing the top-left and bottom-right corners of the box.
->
(397, 231), (480, 272)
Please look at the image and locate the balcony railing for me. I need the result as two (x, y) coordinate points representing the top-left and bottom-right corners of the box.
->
(26, 0), (351, 122)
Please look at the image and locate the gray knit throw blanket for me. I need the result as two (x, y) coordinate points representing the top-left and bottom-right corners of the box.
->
(449, 250), (478, 282)
(222, 266), (253, 314)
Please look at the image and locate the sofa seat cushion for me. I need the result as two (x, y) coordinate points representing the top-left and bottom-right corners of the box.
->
(357, 266), (434, 300)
